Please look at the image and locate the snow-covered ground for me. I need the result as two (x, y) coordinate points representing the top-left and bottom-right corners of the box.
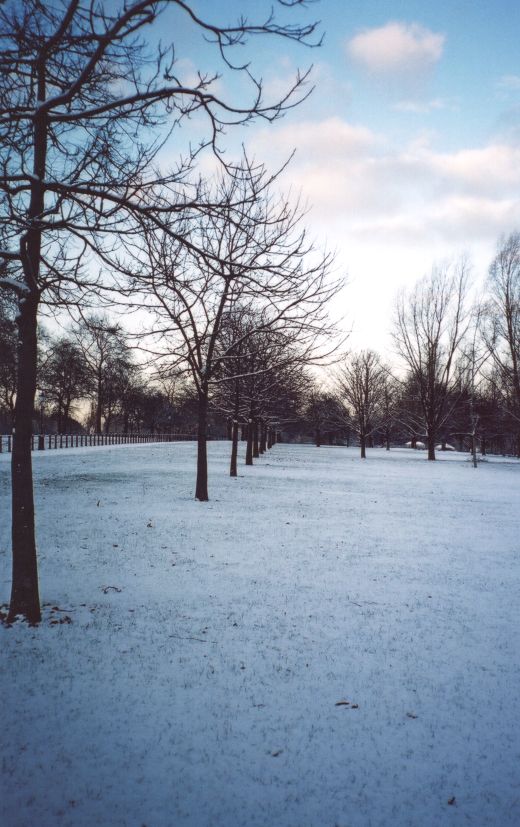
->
(1, 442), (519, 827)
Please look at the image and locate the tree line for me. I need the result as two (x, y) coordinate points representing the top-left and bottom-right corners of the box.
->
(0, 0), (340, 623)
(305, 242), (520, 465)
(2, 230), (518, 472)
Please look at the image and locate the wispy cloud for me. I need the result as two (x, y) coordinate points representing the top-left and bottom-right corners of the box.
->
(346, 22), (445, 75)
(252, 117), (520, 249)
(497, 74), (520, 92)
(393, 98), (454, 114)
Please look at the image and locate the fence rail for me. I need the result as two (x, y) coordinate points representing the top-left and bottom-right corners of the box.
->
(0, 432), (197, 453)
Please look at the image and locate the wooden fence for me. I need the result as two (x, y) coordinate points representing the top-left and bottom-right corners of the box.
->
(0, 432), (196, 453)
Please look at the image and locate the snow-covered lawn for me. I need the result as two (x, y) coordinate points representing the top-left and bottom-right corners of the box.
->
(1, 442), (519, 827)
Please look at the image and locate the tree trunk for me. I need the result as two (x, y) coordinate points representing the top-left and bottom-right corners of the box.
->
(360, 433), (366, 459)
(471, 434), (478, 468)
(230, 420), (239, 477)
(315, 425), (321, 447)
(195, 389), (209, 500)
(259, 421), (266, 454)
(8, 296), (41, 624)
(427, 431), (436, 461)
(253, 418), (259, 458)
(246, 418), (254, 466)
(230, 380), (240, 476)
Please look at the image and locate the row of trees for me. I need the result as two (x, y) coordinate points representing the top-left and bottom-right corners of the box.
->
(307, 240), (520, 463)
(2, 234), (518, 470)
(0, 0), (339, 623)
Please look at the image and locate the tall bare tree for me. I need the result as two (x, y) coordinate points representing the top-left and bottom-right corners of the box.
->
(393, 261), (469, 460)
(0, 0), (322, 622)
(482, 232), (520, 453)
(335, 350), (388, 459)
(135, 168), (340, 500)
(40, 336), (90, 432)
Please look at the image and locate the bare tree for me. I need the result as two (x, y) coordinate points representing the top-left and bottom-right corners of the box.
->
(454, 306), (489, 466)
(0, 0), (321, 622)
(40, 336), (90, 432)
(300, 386), (346, 447)
(392, 261), (469, 461)
(335, 350), (388, 458)
(135, 168), (340, 500)
(482, 232), (520, 454)
(74, 316), (134, 434)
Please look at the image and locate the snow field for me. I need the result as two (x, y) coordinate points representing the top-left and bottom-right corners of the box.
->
(1, 442), (519, 827)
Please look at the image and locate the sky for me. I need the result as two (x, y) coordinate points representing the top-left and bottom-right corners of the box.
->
(163, 1), (520, 352)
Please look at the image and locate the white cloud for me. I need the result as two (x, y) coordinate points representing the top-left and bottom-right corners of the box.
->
(251, 118), (520, 350)
(497, 74), (520, 92)
(346, 22), (445, 75)
(254, 119), (520, 236)
(393, 98), (453, 114)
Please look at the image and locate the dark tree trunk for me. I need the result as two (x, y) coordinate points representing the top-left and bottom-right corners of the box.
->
(471, 433), (478, 468)
(230, 420), (239, 477)
(241, 423), (247, 442)
(8, 295), (41, 624)
(259, 421), (266, 454)
(195, 389), (209, 500)
(246, 418), (254, 465)
(315, 425), (321, 447)
(230, 380), (240, 477)
(253, 418), (259, 458)
(427, 431), (436, 461)
(360, 433), (366, 459)
(8, 75), (48, 623)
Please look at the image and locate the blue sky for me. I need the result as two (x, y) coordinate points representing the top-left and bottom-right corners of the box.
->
(164, 1), (520, 349)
